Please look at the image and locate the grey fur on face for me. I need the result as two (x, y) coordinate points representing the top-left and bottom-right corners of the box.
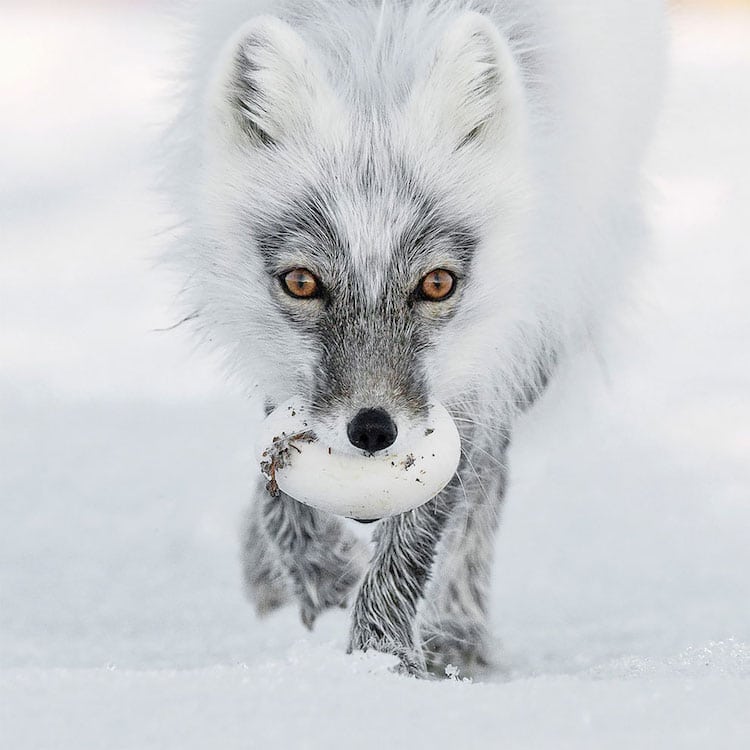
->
(254, 172), (479, 430)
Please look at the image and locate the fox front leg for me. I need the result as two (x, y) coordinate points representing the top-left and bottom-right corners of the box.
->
(347, 492), (455, 675)
(260, 490), (368, 629)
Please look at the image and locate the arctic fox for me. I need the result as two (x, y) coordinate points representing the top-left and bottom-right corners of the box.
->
(167, 0), (665, 675)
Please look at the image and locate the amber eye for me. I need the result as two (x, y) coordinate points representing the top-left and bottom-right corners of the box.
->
(419, 269), (456, 301)
(281, 268), (321, 299)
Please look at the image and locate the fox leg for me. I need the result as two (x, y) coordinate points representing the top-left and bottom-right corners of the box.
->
(243, 481), (368, 628)
(420, 454), (507, 676)
(241, 489), (291, 615)
(347, 486), (458, 675)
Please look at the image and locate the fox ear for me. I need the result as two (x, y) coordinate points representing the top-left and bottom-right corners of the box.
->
(211, 17), (338, 147)
(410, 13), (526, 150)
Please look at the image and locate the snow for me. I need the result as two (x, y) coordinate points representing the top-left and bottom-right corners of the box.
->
(1, 3), (749, 748)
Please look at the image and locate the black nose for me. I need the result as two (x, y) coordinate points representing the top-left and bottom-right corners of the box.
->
(347, 408), (398, 452)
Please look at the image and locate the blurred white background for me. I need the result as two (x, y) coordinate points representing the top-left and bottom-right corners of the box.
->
(1, 2), (749, 748)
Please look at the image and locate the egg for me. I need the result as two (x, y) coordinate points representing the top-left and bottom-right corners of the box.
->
(257, 400), (461, 520)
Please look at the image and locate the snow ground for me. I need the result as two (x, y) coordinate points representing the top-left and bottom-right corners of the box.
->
(1, 4), (749, 748)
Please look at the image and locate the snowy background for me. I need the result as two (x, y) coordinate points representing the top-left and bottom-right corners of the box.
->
(1, 2), (749, 747)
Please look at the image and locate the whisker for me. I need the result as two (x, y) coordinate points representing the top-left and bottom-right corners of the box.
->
(460, 436), (508, 472)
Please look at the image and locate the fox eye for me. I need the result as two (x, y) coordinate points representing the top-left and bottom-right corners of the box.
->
(281, 268), (321, 299)
(418, 269), (456, 301)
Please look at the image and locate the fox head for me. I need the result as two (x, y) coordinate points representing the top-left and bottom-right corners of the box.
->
(192, 10), (532, 455)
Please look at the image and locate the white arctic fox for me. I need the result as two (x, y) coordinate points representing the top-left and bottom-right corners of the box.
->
(167, 0), (665, 674)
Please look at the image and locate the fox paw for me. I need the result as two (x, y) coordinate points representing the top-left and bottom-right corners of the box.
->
(347, 627), (426, 676)
(421, 618), (494, 678)
(347, 591), (426, 676)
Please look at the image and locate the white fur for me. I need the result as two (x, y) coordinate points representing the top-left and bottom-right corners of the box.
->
(164, 0), (666, 426)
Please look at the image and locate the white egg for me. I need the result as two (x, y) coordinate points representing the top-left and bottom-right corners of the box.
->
(256, 400), (461, 519)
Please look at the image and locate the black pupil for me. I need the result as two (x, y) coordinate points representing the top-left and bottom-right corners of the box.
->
(290, 271), (313, 295)
(426, 271), (450, 297)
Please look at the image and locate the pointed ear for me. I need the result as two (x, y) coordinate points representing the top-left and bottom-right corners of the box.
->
(409, 13), (526, 151)
(210, 16), (340, 147)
